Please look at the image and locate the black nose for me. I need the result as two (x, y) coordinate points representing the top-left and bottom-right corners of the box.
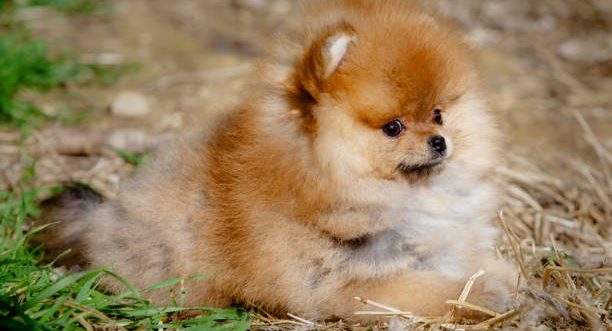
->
(428, 135), (446, 154)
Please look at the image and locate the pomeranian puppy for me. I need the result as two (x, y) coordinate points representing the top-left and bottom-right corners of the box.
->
(39, 0), (517, 322)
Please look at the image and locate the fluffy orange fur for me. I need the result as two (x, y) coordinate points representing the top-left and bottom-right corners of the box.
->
(38, 0), (518, 322)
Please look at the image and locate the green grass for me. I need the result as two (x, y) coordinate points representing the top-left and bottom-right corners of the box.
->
(116, 149), (150, 167)
(23, 0), (102, 14)
(1, 0), (104, 15)
(0, 32), (82, 131)
(0, 0), (132, 132)
(0, 31), (131, 132)
(0, 165), (250, 330)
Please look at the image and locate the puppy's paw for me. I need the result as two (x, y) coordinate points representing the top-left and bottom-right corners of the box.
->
(454, 260), (521, 320)
(468, 275), (518, 313)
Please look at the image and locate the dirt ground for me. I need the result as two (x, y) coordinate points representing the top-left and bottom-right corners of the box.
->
(1, 0), (610, 329)
(1, 0), (609, 188)
(2, 0), (610, 192)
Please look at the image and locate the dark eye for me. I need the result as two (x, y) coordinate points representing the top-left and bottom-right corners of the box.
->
(382, 119), (405, 138)
(433, 108), (443, 125)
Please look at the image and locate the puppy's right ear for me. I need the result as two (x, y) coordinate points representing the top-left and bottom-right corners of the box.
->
(295, 22), (355, 102)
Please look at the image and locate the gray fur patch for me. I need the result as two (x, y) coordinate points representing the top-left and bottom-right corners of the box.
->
(340, 229), (428, 276)
(309, 267), (332, 289)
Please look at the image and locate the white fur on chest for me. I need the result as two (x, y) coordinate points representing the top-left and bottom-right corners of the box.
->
(344, 166), (500, 280)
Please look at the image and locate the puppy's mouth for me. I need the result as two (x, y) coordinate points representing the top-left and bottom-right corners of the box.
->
(398, 159), (444, 176)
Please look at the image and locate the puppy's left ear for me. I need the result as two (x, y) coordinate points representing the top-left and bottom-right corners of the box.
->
(295, 22), (355, 102)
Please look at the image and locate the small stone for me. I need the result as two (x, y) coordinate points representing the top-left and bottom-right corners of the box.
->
(558, 36), (611, 63)
(95, 53), (123, 65)
(110, 91), (151, 117)
(233, 0), (268, 10)
(106, 129), (149, 152)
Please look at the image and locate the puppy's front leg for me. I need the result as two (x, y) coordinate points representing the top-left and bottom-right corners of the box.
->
(325, 271), (461, 321)
(319, 270), (514, 322)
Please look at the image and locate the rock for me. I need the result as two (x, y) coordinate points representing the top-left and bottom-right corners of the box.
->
(110, 91), (151, 117)
(106, 129), (174, 153)
(45, 128), (105, 156)
(106, 129), (149, 152)
(95, 53), (123, 65)
(558, 36), (612, 63)
(232, 0), (268, 10)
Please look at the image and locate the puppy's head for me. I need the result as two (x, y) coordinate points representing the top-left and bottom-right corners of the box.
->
(283, 1), (497, 184)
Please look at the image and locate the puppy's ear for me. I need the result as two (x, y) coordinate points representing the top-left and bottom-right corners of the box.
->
(295, 22), (355, 101)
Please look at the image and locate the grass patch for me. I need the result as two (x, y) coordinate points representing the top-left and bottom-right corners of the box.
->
(22, 0), (102, 14)
(0, 32), (83, 131)
(116, 149), (150, 167)
(1, 0), (105, 15)
(0, 0), (132, 132)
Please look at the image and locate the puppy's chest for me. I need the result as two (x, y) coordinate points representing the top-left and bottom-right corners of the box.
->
(340, 182), (497, 279)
